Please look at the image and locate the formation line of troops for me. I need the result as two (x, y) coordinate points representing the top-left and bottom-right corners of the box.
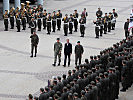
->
(3, 2), (88, 37)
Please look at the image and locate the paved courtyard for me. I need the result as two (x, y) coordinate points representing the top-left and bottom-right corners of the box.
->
(0, 0), (133, 100)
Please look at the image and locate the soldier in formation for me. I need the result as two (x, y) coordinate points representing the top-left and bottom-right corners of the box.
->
(28, 35), (133, 100)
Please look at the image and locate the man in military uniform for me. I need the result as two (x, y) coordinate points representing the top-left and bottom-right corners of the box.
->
(9, 7), (15, 29)
(21, 10), (27, 30)
(42, 10), (47, 29)
(30, 18), (36, 34)
(96, 8), (103, 18)
(112, 9), (118, 30)
(3, 10), (9, 31)
(100, 17), (104, 36)
(53, 38), (62, 66)
(73, 10), (79, 32)
(62, 14), (69, 36)
(124, 19), (129, 39)
(103, 13), (108, 34)
(52, 11), (57, 32)
(30, 31), (39, 57)
(47, 13), (52, 34)
(75, 41), (84, 66)
(94, 18), (100, 38)
(56, 10), (62, 31)
(79, 14), (86, 37)
(37, 11), (42, 31)
(16, 12), (21, 32)
(108, 12), (113, 32)
(69, 14), (74, 34)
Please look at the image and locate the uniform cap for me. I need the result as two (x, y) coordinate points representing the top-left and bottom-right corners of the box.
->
(57, 38), (60, 40)
(77, 41), (80, 43)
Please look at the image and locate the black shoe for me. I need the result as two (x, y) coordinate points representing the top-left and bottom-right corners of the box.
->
(95, 37), (99, 38)
(47, 33), (50, 35)
(64, 35), (67, 36)
(22, 29), (25, 30)
(52, 64), (56, 66)
(63, 65), (66, 67)
(43, 28), (46, 29)
(68, 65), (70, 67)
(100, 35), (102, 37)
(30, 55), (33, 57)
(34, 55), (36, 57)
(17, 31), (20, 32)
(104, 32), (107, 34)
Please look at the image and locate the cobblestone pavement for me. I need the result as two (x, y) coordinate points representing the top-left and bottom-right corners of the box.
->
(0, 0), (133, 100)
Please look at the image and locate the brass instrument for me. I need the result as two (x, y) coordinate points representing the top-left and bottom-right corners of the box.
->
(104, 18), (106, 23)
(64, 16), (66, 21)
(57, 12), (59, 16)
(73, 13), (75, 17)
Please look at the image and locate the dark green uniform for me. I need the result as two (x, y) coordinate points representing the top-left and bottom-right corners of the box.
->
(30, 33), (39, 57)
(75, 44), (84, 66)
(53, 41), (62, 66)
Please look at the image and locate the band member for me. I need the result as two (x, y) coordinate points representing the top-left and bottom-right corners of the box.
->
(29, 18), (36, 34)
(16, 12), (21, 32)
(52, 11), (57, 32)
(21, 10), (27, 30)
(28, 9), (32, 28)
(62, 14), (69, 36)
(56, 10), (62, 31)
(37, 11), (42, 31)
(47, 13), (52, 34)
(112, 9), (118, 30)
(69, 14), (74, 34)
(3, 10), (9, 31)
(42, 10), (47, 29)
(79, 14), (86, 37)
(73, 10), (79, 32)
(100, 17), (104, 36)
(108, 12), (113, 32)
(94, 18), (101, 38)
(103, 13), (108, 34)
(9, 7), (15, 29)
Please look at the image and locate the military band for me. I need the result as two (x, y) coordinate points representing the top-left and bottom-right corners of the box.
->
(3, 2), (118, 39)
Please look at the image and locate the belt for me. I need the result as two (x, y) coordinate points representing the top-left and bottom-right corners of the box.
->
(57, 18), (61, 20)
(47, 21), (51, 22)
(64, 23), (68, 25)
(80, 24), (85, 26)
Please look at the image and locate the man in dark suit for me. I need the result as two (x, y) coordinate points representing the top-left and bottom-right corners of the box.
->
(63, 39), (72, 67)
